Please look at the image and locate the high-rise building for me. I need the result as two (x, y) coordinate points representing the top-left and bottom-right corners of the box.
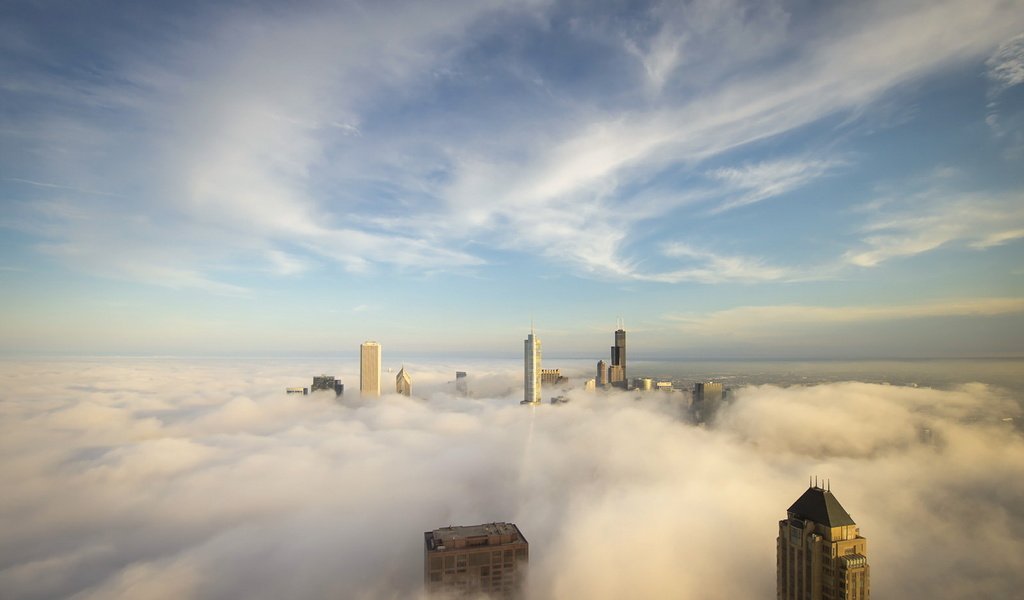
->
(311, 375), (343, 396)
(596, 360), (608, 387)
(424, 522), (529, 598)
(584, 378), (596, 391)
(523, 328), (541, 404)
(540, 368), (565, 385)
(608, 364), (625, 387)
(692, 381), (724, 423)
(455, 371), (468, 396)
(609, 325), (626, 388)
(360, 341), (381, 397)
(396, 366), (411, 396)
(778, 484), (870, 600)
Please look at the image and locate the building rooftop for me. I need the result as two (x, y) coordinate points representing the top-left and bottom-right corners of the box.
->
(424, 522), (525, 551)
(787, 486), (856, 527)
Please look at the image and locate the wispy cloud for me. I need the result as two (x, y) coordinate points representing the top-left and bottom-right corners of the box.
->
(647, 243), (792, 284)
(3, 0), (1023, 291)
(705, 157), (844, 212)
(845, 190), (1024, 267)
(668, 297), (1024, 336)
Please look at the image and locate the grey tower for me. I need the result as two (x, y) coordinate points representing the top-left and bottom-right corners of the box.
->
(609, 323), (626, 388)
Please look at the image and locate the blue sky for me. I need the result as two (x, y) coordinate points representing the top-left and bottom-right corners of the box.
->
(1, 0), (1023, 357)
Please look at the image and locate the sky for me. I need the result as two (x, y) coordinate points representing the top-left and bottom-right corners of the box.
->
(1, 358), (1022, 599)
(1, 0), (1023, 357)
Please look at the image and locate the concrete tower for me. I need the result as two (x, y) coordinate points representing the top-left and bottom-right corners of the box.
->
(360, 341), (381, 397)
(396, 366), (411, 396)
(523, 327), (541, 405)
(778, 483), (870, 600)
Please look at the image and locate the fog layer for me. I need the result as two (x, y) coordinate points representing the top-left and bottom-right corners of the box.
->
(1, 359), (1022, 599)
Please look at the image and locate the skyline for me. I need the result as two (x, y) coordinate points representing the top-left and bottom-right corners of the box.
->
(2, 0), (1024, 357)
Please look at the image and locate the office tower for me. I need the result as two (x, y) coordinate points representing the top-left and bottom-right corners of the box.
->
(311, 375), (344, 396)
(396, 366), (411, 396)
(584, 378), (596, 391)
(360, 341), (381, 397)
(637, 377), (653, 391)
(608, 364), (625, 387)
(692, 381), (723, 423)
(424, 522), (529, 598)
(596, 360), (608, 387)
(524, 328), (541, 404)
(778, 483), (870, 600)
(455, 371), (468, 397)
(540, 368), (565, 385)
(609, 325), (626, 388)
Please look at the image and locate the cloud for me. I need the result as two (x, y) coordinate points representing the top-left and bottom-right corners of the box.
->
(4, 0), (1023, 289)
(845, 190), (1024, 267)
(705, 157), (844, 212)
(667, 296), (1024, 336)
(650, 243), (791, 283)
(986, 33), (1024, 92)
(1, 359), (1022, 599)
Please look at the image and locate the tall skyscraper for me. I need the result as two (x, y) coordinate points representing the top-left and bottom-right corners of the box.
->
(778, 483), (870, 600)
(360, 341), (381, 397)
(523, 327), (541, 404)
(455, 371), (468, 396)
(609, 324), (626, 388)
(424, 522), (529, 598)
(596, 359), (608, 387)
(396, 366), (411, 396)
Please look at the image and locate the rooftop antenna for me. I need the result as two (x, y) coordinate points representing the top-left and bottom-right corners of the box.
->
(827, 478), (831, 492)
(809, 475), (812, 487)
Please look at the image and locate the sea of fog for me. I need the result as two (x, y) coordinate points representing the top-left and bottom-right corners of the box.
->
(1, 357), (1022, 599)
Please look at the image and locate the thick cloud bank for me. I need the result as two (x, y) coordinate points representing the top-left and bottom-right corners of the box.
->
(1, 360), (1022, 599)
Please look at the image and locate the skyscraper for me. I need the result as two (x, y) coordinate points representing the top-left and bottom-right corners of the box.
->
(609, 324), (626, 388)
(424, 522), (529, 598)
(455, 371), (468, 397)
(360, 341), (381, 397)
(523, 328), (541, 404)
(311, 375), (343, 396)
(396, 366), (411, 396)
(778, 483), (870, 600)
(596, 359), (608, 387)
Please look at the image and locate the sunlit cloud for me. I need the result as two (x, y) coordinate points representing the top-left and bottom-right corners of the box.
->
(0, 359), (1021, 598)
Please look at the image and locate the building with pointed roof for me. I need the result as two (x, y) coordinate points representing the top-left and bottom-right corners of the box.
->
(396, 366), (411, 396)
(778, 483), (869, 600)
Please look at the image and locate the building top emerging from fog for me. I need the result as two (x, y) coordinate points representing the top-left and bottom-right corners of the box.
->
(778, 484), (869, 600)
(424, 522), (529, 598)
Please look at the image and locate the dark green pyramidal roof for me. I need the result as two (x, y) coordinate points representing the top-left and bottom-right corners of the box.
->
(788, 487), (856, 527)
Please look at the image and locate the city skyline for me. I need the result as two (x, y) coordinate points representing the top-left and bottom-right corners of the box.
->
(1, 1), (1022, 358)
